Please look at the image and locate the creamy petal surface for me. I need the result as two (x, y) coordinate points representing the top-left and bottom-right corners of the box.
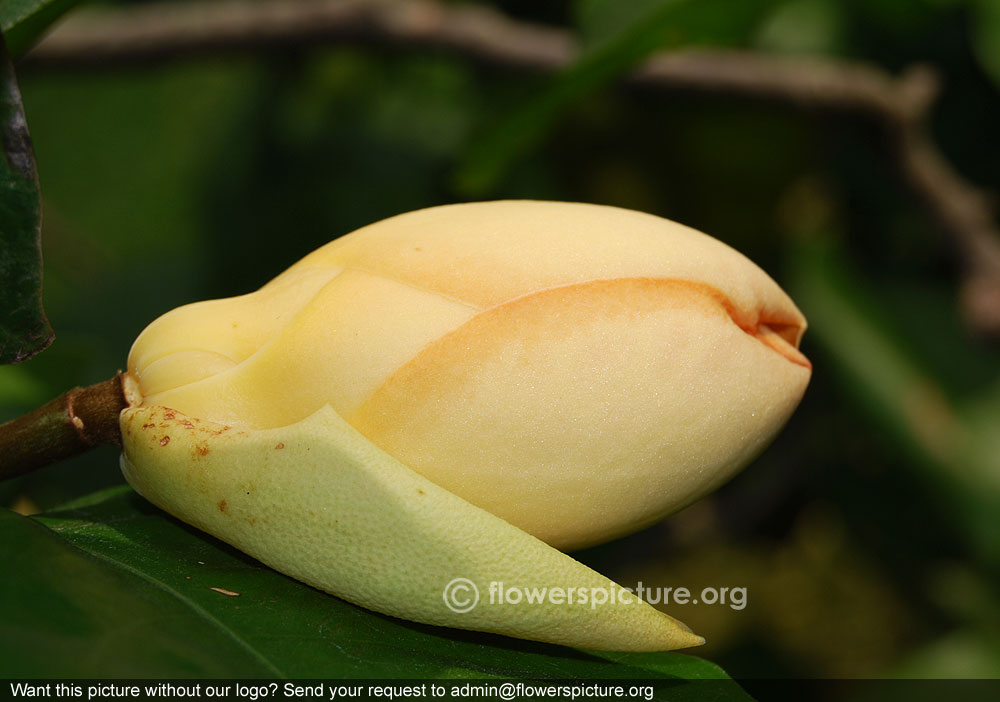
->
(128, 200), (810, 550)
(121, 405), (703, 651)
(122, 200), (811, 649)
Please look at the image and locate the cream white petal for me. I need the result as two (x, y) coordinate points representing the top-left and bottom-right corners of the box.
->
(121, 405), (704, 651)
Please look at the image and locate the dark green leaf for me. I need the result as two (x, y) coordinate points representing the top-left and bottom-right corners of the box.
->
(0, 504), (279, 677)
(1, 0), (82, 57)
(0, 34), (52, 364)
(3, 485), (748, 691)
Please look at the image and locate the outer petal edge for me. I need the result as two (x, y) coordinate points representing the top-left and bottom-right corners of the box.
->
(120, 404), (704, 652)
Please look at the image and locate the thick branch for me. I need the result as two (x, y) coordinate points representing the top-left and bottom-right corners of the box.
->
(21, 0), (575, 69)
(897, 129), (1000, 335)
(0, 374), (127, 481)
(22, 0), (1000, 334)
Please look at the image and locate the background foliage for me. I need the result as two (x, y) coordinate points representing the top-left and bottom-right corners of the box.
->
(3, 0), (1000, 688)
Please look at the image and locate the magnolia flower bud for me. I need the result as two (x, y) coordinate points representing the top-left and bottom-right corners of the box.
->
(120, 201), (810, 651)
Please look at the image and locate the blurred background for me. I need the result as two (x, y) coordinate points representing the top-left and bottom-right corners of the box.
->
(2, 0), (1000, 682)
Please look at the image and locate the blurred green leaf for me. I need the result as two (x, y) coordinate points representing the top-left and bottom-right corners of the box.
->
(0, 34), (52, 364)
(455, 0), (690, 195)
(973, 0), (1000, 89)
(889, 630), (1000, 679)
(578, 0), (780, 50)
(5, 485), (747, 687)
(788, 238), (1000, 566)
(455, 0), (782, 194)
(754, 0), (844, 55)
(575, 0), (684, 49)
(0, 0), (82, 57)
(0, 363), (45, 405)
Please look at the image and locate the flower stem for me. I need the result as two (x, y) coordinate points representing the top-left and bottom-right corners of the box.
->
(0, 373), (127, 481)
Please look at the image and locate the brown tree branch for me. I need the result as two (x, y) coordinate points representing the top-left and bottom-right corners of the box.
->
(0, 374), (127, 481)
(22, 0), (1000, 335)
(21, 0), (575, 69)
